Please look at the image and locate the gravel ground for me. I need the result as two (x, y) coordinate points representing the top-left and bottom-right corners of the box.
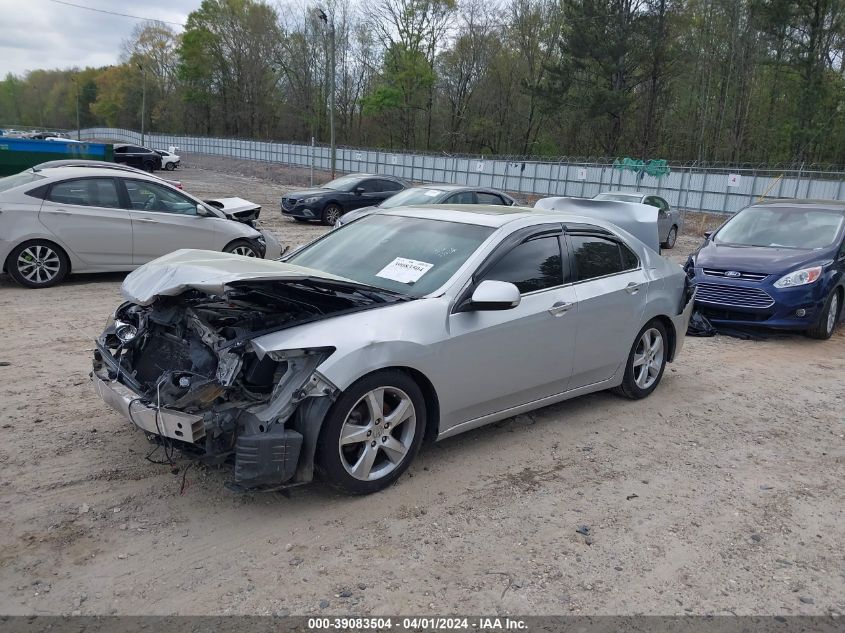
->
(0, 160), (843, 617)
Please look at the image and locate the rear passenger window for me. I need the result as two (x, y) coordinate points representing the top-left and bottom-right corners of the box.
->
(481, 236), (564, 294)
(47, 178), (120, 208)
(477, 192), (505, 205)
(571, 235), (636, 281)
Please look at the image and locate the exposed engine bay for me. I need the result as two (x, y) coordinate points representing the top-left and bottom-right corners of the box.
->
(92, 279), (402, 489)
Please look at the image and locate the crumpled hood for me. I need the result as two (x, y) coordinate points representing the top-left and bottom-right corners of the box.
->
(122, 249), (357, 305)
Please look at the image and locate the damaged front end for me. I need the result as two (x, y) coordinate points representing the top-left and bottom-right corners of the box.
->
(92, 279), (384, 490)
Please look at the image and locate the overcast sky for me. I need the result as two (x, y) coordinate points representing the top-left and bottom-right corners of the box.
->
(0, 0), (199, 76)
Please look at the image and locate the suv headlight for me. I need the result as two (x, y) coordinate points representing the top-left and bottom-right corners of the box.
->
(773, 266), (822, 288)
(303, 196), (320, 204)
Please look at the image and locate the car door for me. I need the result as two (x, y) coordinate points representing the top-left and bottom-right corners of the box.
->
(120, 179), (218, 264)
(345, 179), (384, 211)
(38, 177), (133, 267)
(566, 231), (648, 389)
(444, 228), (578, 424)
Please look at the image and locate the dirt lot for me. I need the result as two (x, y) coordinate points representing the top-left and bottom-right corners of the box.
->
(1, 160), (843, 617)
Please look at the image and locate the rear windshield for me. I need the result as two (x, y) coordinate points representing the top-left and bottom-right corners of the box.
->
(380, 187), (445, 208)
(594, 193), (641, 203)
(716, 206), (845, 250)
(287, 214), (495, 297)
(0, 171), (45, 193)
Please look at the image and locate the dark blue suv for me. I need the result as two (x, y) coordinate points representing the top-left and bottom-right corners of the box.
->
(685, 200), (845, 339)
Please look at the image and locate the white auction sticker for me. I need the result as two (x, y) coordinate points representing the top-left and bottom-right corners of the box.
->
(376, 257), (434, 284)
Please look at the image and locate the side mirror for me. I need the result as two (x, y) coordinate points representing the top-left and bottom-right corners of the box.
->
(354, 186), (365, 195)
(703, 230), (713, 239)
(196, 204), (211, 217)
(467, 280), (521, 311)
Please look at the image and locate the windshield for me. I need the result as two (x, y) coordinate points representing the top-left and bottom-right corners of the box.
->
(0, 171), (45, 193)
(379, 187), (445, 208)
(594, 193), (642, 203)
(322, 175), (365, 192)
(715, 206), (845, 249)
(287, 214), (495, 297)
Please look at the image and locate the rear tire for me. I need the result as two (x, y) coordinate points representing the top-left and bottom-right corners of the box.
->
(806, 288), (841, 340)
(316, 370), (426, 494)
(6, 240), (70, 288)
(223, 239), (259, 258)
(321, 204), (343, 226)
(143, 161), (155, 173)
(613, 320), (668, 400)
(662, 226), (678, 249)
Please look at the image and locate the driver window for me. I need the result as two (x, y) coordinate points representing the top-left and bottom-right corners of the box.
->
(125, 180), (197, 215)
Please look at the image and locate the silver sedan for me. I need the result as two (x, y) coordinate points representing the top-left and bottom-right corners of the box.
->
(0, 165), (281, 288)
(593, 191), (684, 249)
(92, 204), (694, 494)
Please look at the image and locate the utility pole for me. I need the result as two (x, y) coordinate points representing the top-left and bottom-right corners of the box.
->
(71, 77), (80, 140)
(138, 63), (146, 147)
(316, 8), (336, 178)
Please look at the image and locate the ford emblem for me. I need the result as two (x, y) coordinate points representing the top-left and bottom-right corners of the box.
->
(725, 270), (741, 277)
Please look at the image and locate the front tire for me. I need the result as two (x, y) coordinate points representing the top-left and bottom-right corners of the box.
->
(316, 370), (426, 494)
(806, 288), (841, 340)
(613, 320), (668, 400)
(165, 162), (176, 171)
(6, 240), (69, 288)
(321, 204), (343, 226)
(223, 239), (259, 258)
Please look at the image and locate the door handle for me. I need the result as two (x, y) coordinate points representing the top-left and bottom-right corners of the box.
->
(625, 282), (642, 294)
(548, 301), (572, 317)
(136, 218), (158, 224)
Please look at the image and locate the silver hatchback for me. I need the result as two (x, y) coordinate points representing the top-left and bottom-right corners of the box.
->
(0, 165), (281, 288)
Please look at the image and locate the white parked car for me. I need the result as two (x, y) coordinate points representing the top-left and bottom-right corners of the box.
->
(0, 165), (282, 288)
(155, 149), (181, 171)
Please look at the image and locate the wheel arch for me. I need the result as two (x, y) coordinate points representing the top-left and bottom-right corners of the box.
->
(652, 314), (678, 362)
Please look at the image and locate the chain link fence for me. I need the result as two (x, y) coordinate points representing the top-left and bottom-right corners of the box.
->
(81, 128), (845, 215)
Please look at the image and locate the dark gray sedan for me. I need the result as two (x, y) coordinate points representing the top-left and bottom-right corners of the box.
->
(334, 184), (515, 227)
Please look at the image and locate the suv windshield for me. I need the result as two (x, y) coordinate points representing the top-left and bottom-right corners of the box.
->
(0, 171), (45, 193)
(322, 175), (365, 191)
(379, 187), (446, 208)
(716, 206), (845, 250)
(286, 214), (494, 297)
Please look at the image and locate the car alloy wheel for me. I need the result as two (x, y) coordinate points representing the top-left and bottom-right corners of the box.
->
(633, 327), (664, 389)
(827, 292), (839, 335)
(231, 245), (257, 257)
(338, 386), (417, 481)
(17, 244), (62, 285)
(322, 205), (342, 226)
(665, 226), (677, 249)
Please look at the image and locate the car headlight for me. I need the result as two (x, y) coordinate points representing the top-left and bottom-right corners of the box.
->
(303, 196), (320, 204)
(773, 266), (822, 288)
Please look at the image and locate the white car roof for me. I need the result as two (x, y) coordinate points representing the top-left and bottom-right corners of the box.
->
(32, 166), (165, 182)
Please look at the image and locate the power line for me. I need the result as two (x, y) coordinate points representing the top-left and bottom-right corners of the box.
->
(46, 0), (185, 27)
